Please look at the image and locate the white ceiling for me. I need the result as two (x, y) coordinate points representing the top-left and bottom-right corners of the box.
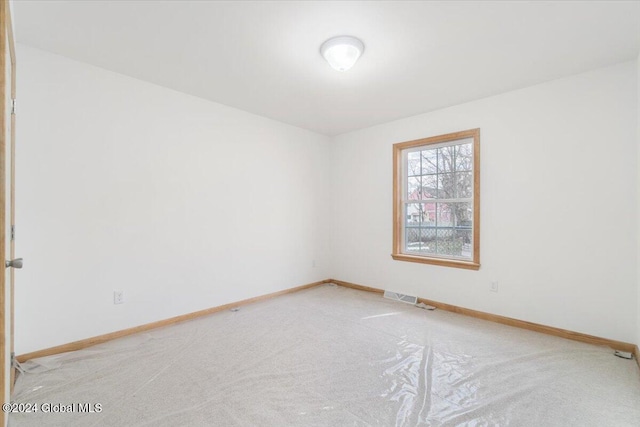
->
(13, 1), (640, 136)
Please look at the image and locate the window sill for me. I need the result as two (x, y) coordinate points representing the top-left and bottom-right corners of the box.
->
(391, 253), (480, 270)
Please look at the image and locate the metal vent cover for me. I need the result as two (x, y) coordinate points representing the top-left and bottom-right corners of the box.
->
(383, 290), (418, 305)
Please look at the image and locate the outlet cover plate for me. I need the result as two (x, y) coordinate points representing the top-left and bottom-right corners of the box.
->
(113, 291), (124, 304)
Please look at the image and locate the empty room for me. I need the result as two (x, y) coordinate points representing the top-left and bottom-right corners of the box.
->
(1, 0), (639, 426)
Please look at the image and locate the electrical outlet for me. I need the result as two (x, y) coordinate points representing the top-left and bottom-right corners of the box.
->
(490, 281), (498, 292)
(113, 290), (124, 304)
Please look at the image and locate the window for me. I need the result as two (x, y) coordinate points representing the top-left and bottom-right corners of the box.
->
(392, 129), (480, 270)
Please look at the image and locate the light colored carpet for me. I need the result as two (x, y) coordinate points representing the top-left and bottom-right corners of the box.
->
(9, 284), (640, 426)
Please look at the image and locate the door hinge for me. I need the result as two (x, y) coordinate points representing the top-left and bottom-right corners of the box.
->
(11, 98), (16, 115)
(10, 225), (15, 241)
(10, 352), (15, 366)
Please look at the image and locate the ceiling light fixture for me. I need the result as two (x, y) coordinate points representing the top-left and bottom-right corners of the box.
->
(320, 35), (364, 72)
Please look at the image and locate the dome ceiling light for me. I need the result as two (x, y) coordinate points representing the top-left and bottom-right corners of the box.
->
(320, 35), (365, 72)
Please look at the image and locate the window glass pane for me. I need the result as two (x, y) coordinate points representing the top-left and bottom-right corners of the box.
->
(436, 202), (453, 226)
(422, 175), (437, 199)
(437, 173), (456, 199)
(438, 146), (456, 173)
(452, 202), (473, 227)
(456, 171), (473, 198)
(407, 151), (421, 176)
(456, 228), (473, 259)
(407, 176), (421, 200)
(405, 202), (422, 252)
(420, 226), (436, 255)
(405, 227), (422, 252)
(422, 201), (436, 224)
(421, 149), (437, 174)
(405, 203), (423, 227)
(455, 142), (473, 171)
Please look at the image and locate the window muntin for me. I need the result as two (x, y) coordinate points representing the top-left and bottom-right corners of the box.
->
(392, 129), (480, 270)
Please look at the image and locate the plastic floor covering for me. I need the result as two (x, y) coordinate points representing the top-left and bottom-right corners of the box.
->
(9, 284), (640, 426)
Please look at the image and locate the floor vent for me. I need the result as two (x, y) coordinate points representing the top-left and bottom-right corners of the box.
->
(383, 290), (418, 305)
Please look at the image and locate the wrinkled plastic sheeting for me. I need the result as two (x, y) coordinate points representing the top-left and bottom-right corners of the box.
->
(10, 284), (640, 426)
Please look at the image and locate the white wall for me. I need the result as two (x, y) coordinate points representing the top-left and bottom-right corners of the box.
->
(15, 45), (332, 354)
(14, 45), (640, 355)
(330, 62), (638, 343)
